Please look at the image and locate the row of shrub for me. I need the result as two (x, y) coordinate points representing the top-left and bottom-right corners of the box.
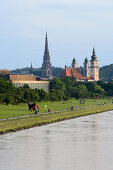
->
(49, 77), (113, 99)
(0, 78), (66, 104)
(0, 77), (113, 105)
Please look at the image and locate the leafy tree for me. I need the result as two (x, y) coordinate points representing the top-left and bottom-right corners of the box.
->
(37, 89), (48, 101)
(61, 77), (77, 88)
(29, 90), (40, 102)
(49, 77), (66, 92)
(3, 93), (14, 105)
(69, 84), (87, 99)
(49, 89), (64, 101)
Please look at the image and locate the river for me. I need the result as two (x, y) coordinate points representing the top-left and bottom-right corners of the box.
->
(0, 111), (113, 170)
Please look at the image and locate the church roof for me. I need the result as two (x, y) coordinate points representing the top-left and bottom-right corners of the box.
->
(60, 67), (90, 80)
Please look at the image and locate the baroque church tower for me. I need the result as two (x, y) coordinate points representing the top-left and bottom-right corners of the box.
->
(83, 47), (99, 81)
(89, 47), (99, 81)
(41, 32), (52, 78)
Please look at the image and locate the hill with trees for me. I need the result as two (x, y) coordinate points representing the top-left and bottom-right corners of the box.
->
(99, 64), (113, 81)
(11, 64), (113, 81)
(11, 66), (63, 77)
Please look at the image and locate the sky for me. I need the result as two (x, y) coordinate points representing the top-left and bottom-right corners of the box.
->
(0, 0), (113, 70)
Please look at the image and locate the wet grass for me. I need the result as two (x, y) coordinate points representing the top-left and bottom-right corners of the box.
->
(0, 104), (113, 135)
(0, 98), (112, 119)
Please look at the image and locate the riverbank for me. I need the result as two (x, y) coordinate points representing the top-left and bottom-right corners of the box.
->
(0, 98), (112, 119)
(0, 104), (113, 135)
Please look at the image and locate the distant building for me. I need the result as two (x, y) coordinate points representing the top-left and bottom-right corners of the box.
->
(60, 65), (90, 81)
(0, 69), (10, 74)
(10, 75), (49, 92)
(13, 81), (49, 92)
(83, 47), (99, 81)
(0, 71), (49, 92)
(0, 69), (10, 80)
(60, 47), (99, 81)
(10, 75), (36, 81)
(41, 32), (52, 78)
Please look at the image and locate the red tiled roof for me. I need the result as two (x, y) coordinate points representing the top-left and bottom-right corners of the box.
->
(60, 68), (90, 80)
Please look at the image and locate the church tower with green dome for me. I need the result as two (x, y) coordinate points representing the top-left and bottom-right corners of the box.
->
(72, 57), (78, 68)
(83, 57), (90, 77)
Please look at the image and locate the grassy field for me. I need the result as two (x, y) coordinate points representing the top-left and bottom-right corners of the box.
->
(0, 104), (113, 135)
(0, 98), (112, 119)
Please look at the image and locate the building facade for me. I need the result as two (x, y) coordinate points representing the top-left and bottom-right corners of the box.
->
(41, 33), (52, 78)
(13, 81), (49, 92)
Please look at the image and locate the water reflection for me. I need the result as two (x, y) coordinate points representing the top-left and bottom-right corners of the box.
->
(1, 111), (113, 170)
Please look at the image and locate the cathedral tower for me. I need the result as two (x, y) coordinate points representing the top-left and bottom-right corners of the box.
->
(41, 32), (52, 78)
(89, 47), (99, 81)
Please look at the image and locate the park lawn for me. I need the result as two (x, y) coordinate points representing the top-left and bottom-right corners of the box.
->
(0, 104), (113, 135)
(0, 98), (112, 119)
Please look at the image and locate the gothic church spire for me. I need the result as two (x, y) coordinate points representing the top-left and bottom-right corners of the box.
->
(41, 32), (52, 78)
(44, 32), (50, 60)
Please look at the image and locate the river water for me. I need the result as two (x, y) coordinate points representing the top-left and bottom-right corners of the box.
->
(0, 111), (113, 170)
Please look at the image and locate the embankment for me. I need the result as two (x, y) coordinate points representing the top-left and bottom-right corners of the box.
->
(0, 104), (113, 135)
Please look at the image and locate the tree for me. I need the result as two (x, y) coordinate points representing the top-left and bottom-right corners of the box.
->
(3, 93), (14, 105)
(49, 77), (66, 92)
(70, 85), (87, 99)
(49, 89), (64, 101)
(37, 89), (48, 101)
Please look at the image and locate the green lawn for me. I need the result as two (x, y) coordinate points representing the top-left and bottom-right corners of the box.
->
(0, 98), (112, 119)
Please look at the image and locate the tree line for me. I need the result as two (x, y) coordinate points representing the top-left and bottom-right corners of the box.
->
(0, 77), (113, 105)
(49, 77), (113, 99)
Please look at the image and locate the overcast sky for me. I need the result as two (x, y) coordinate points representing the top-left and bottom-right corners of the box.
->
(0, 0), (113, 70)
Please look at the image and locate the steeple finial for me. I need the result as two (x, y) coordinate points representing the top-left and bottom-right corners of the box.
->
(91, 46), (97, 61)
(93, 46), (96, 55)
(85, 56), (88, 63)
(31, 62), (33, 69)
(45, 31), (49, 54)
